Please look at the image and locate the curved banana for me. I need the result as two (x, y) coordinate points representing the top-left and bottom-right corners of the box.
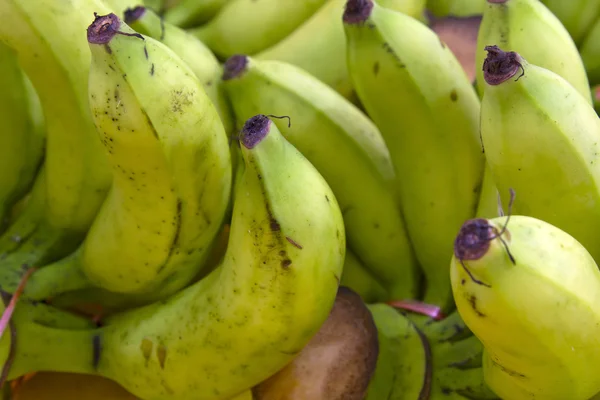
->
(189, 0), (327, 59)
(163, 0), (231, 28)
(580, 17), (600, 85)
(124, 5), (234, 136)
(12, 13), (231, 303)
(540, 0), (600, 45)
(340, 249), (389, 303)
(222, 55), (420, 301)
(254, 0), (426, 100)
(426, 0), (486, 18)
(0, 43), (45, 233)
(475, 0), (592, 103)
(3, 114), (345, 400)
(480, 46), (600, 264)
(344, 0), (484, 310)
(451, 215), (600, 400)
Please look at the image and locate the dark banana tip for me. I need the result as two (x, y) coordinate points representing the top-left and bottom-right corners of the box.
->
(482, 45), (524, 85)
(87, 13), (121, 44)
(454, 218), (495, 261)
(123, 6), (146, 24)
(343, 0), (373, 24)
(222, 54), (249, 81)
(241, 115), (271, 149)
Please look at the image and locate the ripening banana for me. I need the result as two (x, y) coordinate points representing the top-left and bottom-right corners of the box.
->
(124, 5), (234, 135)
(0, 0), (117, 269)
(540, 0), (600, 45)
(189, 0), (328, 59)
(3, 113), (345, 400)
(340, 249), (389, 303)
(344, 0), (485, 310)
(254, 0), (426, 100)
(0, 43), (45, 233)
(11, 13), (232, 304)
(426, 0), (486, 17)
(580, 17), (600, 85)
(222, 55), (420, 301)
(365, 304), (431, 399)
(163, 0), (231, 28)
(451, 215), (600, 400)
(475, 0), (592, 103)
(480, 46), (600, 265)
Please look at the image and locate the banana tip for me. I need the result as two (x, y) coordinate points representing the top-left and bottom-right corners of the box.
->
(87, 13), (121, 45)
(222, 55), (249, 81)
(454, 218), (495, 262)
(482, 45), (524, 85)
(343, 0), (373, 24)
(123, 6), (146, 24)
(240, 115), (271, 149)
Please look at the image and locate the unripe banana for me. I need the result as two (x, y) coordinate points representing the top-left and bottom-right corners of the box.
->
(580, 17), (600, 85)
(475, 0), (592, 103)
(254, 0), (426, 100)
(189, 0), (327, 59)
(163, 0), (231, 28)
(480, 46), (600, 264)
(0, 43), (45, 232)
(475, 165), (502, 219)
(595, 84), (600, 115)
(2, 114), (345, 400)
(222, 55), (420, 301)
(426, 0), (486, 17)
(124, 5), (234, 135)
(344, 0), (484, 310)
(540, 0), (600, 45)
(340, 249), (389, 303)
(13, 13), (232, 302)
(451, 215), (600, 400)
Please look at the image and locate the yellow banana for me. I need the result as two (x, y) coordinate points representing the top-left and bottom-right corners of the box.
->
(124, 5), (234, 136)
(163, 0), (231, 28)
(222, 55), (420, 301)
(13, 13), (232, 303)
(475, 0), (592, 103)
(189, 0), (327, 59)
(451, 215), (600, 400)
(254, 0), (426, 100)
(540, 0), (600, 45)
(344, 0), (484, 310)
(3, 114), (345, 400)
(480, 46), (600, 264)
(580, 16), (600, 85)
(0, 43), (45, 232)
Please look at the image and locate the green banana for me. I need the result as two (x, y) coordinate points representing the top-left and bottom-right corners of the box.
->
(580, 17), (600, 85)
(340, 249), (389, 303)
(540, 0), (600, 45)
(426, 0), (486, 17)
(595, 84), (600, 115)
(12, 13), (232, 304)
(475, 164), (501, 219)
(0, 43), (45, 232)
(103, 0), (140, 14)
(222, 55), (420, 301)
(189, 0), (328, 59)
(2, 113), (345, 400)
(475, 0), (592, 103)
(480, 46), (600, 264)
(124, 5), (234, 136)
(0, 0), (118, 270)
(433, 334), (483, 370)
(254, 0), (426, 100)
(421, 309), (472, 343)
(344, 0), (484, 310)
(163, 0), (231, 28)
(451, 215), (600, 400)
(432, 367), (498, 399)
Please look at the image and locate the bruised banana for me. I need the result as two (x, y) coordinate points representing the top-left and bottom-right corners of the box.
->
(222, 55), (420, 301)
(344, 0), (484, 310)
(0, 0), (115, 268)
(480, 46), (600, 264)
(475, 0), (592, 103)
(190, 0), (327, 59)
(0, 43), (45, 232)
(124, 5), (234, 136)
(3, 114), (345, 400)
(254, 0), (426, 100)
(540, 0), (600, 45)
(163, 0), (231, 28)
(13, 13), (232, 304)
(580, 17), (600, 85)
(451, 215), (600, 400)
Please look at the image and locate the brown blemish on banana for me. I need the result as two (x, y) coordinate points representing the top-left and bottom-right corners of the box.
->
(157, 198), (182, 274)
(157, 344), (167, 370)
(222, 54), (249, 81)
(140, 337), (154, 366)
(482, 45), (524, 85)
(286, 237), (303, 249)
(466, 293), (485, 317)
(450, 89), (458, 102)
(269, 218), (281, 232)
(92, 334), (102, 370)
(490, 357), (527, 379)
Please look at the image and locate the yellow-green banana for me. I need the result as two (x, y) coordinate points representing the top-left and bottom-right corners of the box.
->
(163, 0), (231, 28)
(13, 13), (232, 303)
(222, 55), (420, 301)
(426, 0), (486, 17)
(540, 0), (600, 45)
(475, 0), (592, 103)
(344, 0), (484, 310)
(103, 0), (140, 14)
(451, 215), (600, 400)
(0, 43), (45, 232)
(190, 0), (327, 59)
(480, 46), (600, 264)
(595, 84), (600, 115)
(580, 17), (600, 85)
(3, 114), (345, 400)
(475, 165), (502, 219)
(124, 5), (234, 136)
(340, 249), (389, 303)
(254, 0), (426, 100)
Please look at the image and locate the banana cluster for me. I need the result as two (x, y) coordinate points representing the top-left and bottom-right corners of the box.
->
(1, 0), (600, 399)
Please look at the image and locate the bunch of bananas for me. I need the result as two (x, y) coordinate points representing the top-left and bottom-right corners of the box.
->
(1, 0), (600, 399)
